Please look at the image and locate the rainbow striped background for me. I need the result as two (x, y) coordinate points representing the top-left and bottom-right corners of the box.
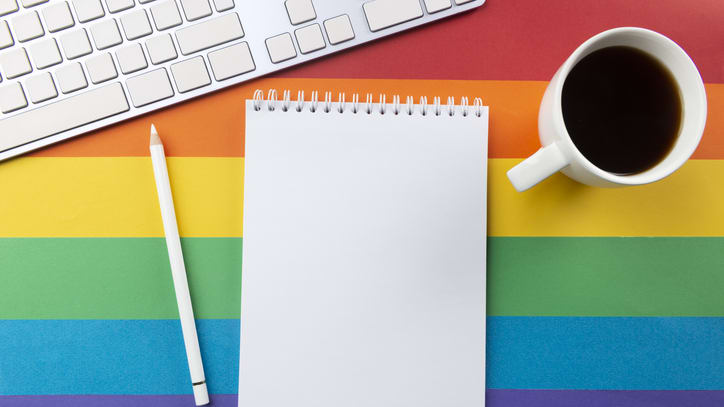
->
(2, 1), (724, 405)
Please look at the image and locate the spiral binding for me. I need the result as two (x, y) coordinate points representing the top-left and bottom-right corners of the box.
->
(252, 89), (484, 117)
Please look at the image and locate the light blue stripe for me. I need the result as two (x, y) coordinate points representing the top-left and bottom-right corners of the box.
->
(0, 320), (239, 395)
(487, 317), (724, 390)
(1, 317), (724, 395)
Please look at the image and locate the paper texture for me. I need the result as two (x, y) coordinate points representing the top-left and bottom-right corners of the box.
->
(240, 99), (488, 407)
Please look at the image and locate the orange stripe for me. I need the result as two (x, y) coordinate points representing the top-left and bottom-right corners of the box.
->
(28, 79), (723, 159)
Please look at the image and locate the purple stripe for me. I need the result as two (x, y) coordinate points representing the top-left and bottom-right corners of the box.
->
(0, 395), (237, 406)
(4, 391), (724, 406)
(488, 390), (724, 406)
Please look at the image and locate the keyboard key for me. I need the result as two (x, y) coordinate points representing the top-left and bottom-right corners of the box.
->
(25, 71), (57, 102)
(138, 0), (154, 3)
(90, 18), (123, 49)
(0, 82), (27, 112)
(179, 0), (210, 21)
(424, 0), (451, 13)
(285, 0), (315, 25)
(29, 37), (62, 68)
(12, 11), (45, 42)
(116, 43), (147, 73)
(324, 15), (354, 45)
(455, 0), (474, 4)
(42, 1), (75, 32)
(212, 0), (232, 12)
(0, 0), (19, 16)
(295, 23), (324, 54)
(207, 41), (254, 81)
(85, 52), (117, 83)
(56, 61), (87, 93)
(0, 21), (14, 49)
(72, 0), (104, 23)
(125, 67), (173, 107)
(0, 48), (32, 78)
(170, 55), (209, 93)
(265, 33), (296, 63)
(0, 82), (129, 152)
(60, 28), (92, 59)
(121, 9), (152, 40)
(21, 0), (48, 7)
(150, 0), (182, 30)
(175, 13), (243, 55)
(105, 0), (134, 13)
(362, 0), (423, 32)
(145, 33), (177, 64)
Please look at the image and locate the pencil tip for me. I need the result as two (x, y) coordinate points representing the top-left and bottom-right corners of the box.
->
(150, 124), (162, 146)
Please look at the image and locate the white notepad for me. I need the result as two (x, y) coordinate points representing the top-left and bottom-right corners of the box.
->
(240, 91), (488, 407)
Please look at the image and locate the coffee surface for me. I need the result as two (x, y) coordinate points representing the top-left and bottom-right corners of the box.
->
(562, 46), (682, 174)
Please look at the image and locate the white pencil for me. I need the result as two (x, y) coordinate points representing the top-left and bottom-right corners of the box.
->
(150, 124), (209, 406)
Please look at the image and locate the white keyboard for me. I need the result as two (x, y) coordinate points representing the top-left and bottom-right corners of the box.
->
(0, 0), (484, 160)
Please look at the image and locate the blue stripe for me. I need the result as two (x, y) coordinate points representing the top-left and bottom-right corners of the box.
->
(487, 317), (724, 390)
(1, 317), (723, 395)
(0, 320), (239, 395)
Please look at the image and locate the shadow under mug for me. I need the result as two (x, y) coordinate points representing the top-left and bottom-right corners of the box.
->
(507, 27), (708, 192)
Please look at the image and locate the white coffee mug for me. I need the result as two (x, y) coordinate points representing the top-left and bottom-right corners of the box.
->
(507, 27), (707, 192)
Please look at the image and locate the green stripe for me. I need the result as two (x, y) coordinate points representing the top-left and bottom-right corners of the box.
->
(2, 237), (723, 319)
(0, 238), (241, 319)
(489, 237), (724, 316)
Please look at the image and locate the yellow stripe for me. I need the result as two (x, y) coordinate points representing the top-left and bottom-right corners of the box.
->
(490, 159), (724, 236)
(0, 157), (243, 237)
(1, 157), (723, 237)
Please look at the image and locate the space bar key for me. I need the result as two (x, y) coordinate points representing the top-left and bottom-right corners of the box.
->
(0, 83), (130, 153)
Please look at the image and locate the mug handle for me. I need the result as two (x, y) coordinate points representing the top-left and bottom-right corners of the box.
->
(507, 142), (569, 192)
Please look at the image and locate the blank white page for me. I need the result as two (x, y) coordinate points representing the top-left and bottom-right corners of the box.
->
(240, 97), (488, 407)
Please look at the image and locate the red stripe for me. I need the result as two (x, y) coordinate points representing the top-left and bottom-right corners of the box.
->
(275, 0), (724, 83)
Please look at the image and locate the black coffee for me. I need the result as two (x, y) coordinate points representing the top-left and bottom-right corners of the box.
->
(562, 46), (682, 174)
